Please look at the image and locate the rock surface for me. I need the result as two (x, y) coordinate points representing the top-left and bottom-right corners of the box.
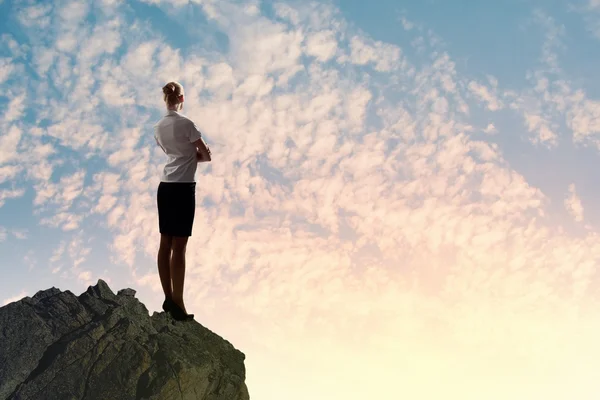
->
(0, 279), (249, 400)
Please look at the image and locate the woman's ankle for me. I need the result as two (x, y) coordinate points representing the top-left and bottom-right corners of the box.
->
(172, 295), (184, 304)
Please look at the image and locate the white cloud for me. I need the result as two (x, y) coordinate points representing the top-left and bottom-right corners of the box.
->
(68, 232), (92, 270)
(565, 184), (584, 222)
(400, 16), (415, 31)
(345, 87), (372, 129)
(40, 212), (83, 231)
(59, 0), (89, 23)
(55, 32), (79, 53)
(227, 16), (304, 81)
(4, 94), (26, 122)
(100, 79), (135, 107)
(94, 195), (119, 214)
(0, 227), (28, 241)
(12, 229), (28, 239)
(79, 19), (122, 63)
(32, 47), (56, 76)
(273, 3), (300, 26)
(468, 81), (503, 111)
(33, 170), (85, 212)
(101, 0), (122, 7)
(533, 9), (565, 72)
(567, 94), (600, 144)
(0, 57), (14, 85)
(0, 188), (25, 208)
(17, 4), (53, 29)
(483, 123), (497, 134)
(1, 290), (27, 306)
(1, 34), (29, 59)
(523, 112), (558, 146)
(348, 35), (402, 72)
(122, 41), (159, 77)
(576, 1), (600, 39)
(0, 165), (21, 184)
(24, 250), (37, 271)
(139, 0), (189, 6)
(0, 125), (22, 165)
(50, 241), (66, 263)
(305, 30), (338, 62)
(78, 270), (93, 285)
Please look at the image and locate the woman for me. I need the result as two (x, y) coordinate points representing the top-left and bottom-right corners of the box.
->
(154, 81), (212, 321)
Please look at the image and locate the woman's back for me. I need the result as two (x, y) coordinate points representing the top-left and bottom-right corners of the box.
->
(154, 110), (203, 183)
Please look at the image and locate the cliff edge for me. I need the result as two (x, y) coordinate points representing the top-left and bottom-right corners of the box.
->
(0, 279), (249, 400)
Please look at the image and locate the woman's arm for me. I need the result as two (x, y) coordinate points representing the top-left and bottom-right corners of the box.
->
(193, 137), (212, 162)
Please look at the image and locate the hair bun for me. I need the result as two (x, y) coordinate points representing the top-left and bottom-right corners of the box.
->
(162, 84), (175, 95)
(162, 81), (183, 107)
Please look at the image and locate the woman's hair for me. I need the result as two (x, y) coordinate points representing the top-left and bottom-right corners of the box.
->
(162, 81), (184, 107)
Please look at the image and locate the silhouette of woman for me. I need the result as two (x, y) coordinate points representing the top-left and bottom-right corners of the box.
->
(154, 81), (212, 321)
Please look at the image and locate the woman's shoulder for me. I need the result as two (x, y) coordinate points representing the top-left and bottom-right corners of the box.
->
(174, 113), (198, 128)
(153, 114), (170, 126)
(175, 112), (194, 122)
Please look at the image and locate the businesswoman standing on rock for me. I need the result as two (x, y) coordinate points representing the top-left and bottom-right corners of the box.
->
(154, 81), (212, 321)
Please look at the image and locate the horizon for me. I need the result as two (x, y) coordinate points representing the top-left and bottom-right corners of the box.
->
(2, 0), (600, 399)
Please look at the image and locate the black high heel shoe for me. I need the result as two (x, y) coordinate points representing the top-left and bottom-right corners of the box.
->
(162, 298), (172, 313)
(163, 298), (194, 321)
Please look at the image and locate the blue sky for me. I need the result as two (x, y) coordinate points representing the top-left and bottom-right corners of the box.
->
(2, 0), (600, 399)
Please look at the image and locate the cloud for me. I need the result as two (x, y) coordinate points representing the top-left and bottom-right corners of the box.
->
(0, 125), (22, 165)
(39, 212), (84, 231)
(0, 58), (14, 85)
(0, 165), (21, 185)
(567, 94), (600, 145)
(305, 30), (338, 62)
(77, 270), (93, 285)
(49, 240), (67, 274)
(78, 19), (122, 63)
(576, 0), (600, 39)
(400, 16), (415, 31)
(532, 9), (565, 72)
(347, 35), (402, 72)
(565, 184), (584, 222)
(498, 11), (591, 148)
(33, 170), (85, 211)
(58, 0), (89, 23)
(4, 94), (26, 122)
(1, 290), (28, 306)
(483, 123), (497, 134)
(46, 232), (93, 280)
(0, 187), (25, 208)
(12, 229), (28, 239)
(17, 4), (53, 29)
(23, 250), (37, 271)
(0, 227), (28, 242)
(1, 34), (29, 59)
(468, 80), (503, 111)
(523, 112), (558, 145)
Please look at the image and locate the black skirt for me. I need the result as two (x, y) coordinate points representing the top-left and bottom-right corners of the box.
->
(157, 182), (196, 237)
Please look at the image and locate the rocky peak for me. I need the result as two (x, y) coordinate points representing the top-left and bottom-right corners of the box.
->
(0, 279), (249, 400)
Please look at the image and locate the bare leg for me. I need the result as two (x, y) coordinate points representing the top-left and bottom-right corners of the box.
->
(171, 236), (189, 313)
(157, 234), (173, 299)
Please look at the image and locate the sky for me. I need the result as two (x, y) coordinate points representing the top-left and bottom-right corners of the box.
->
(2, 0), (600, 399)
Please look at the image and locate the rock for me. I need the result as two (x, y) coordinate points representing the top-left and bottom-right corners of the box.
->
(0, 280), (249, 400)
(118, 288), (137, 297)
